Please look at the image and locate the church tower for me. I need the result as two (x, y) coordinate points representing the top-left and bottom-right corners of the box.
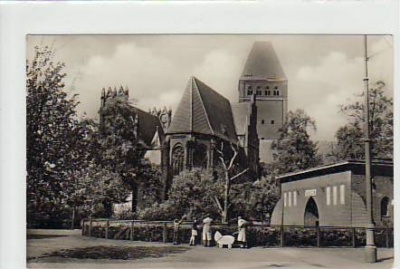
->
(239, 41), (287, 141)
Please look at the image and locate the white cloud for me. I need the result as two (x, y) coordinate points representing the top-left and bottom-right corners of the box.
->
(31, 35), (392, 142)
(294, 51), (365, 140)
(75, 42), (188, 117)
(193, 49), (243, 101)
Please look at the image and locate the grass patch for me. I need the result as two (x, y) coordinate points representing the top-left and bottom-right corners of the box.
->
(32, 246), (189, 261)
(27, 234), (68, 240)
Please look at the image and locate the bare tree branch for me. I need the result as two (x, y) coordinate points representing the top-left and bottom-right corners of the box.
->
(230, 168), (249, 182)
(213, 196), (223, 212)
(227, 143), (239, 171)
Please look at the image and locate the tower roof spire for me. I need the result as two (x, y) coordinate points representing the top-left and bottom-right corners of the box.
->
(241, 41), (286, 80)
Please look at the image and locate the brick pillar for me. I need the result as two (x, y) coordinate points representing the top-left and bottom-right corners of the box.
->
(130, 221), (134, 241)
(185, 139), (193, 170)
(161, 138), (171, 200)
(163, 223), (168, 243)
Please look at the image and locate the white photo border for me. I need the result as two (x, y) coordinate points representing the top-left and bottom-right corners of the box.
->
(0, 1), (398, 268)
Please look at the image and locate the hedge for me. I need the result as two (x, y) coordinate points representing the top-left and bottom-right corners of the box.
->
(82, 220), (393, 248)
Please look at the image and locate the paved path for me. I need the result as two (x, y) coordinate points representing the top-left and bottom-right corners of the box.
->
(27, 229), (394, 269)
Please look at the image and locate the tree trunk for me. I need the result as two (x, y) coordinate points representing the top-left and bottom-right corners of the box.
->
(223, 171), (230, 223)
(71, 206), (76, 229)
(131, 184), (138, 213)
(103, 200), (113, 218)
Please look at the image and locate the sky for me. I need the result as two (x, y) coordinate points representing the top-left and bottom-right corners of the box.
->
(26, 35), (393, 141)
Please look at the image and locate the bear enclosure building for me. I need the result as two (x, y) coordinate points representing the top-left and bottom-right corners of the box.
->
(271, 160), (393, 228)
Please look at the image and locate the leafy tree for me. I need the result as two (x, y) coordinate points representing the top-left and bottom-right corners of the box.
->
(136, 163), (164, 210)
(139, 169), (224, 221)
(139, 168), (278, 223)
(167, 169), (224, 220)
(71, 164), (129, 219)
(272, 109), (322, 175)
(230, 177), (279, 222)
(26, 47), (132, 227)
(26, 46), (82, 227)
(98, 94), (163, 213)
(328, 81), (393, 162)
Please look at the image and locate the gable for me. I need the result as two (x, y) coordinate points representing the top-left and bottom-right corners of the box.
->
(167, 76), (238, 143)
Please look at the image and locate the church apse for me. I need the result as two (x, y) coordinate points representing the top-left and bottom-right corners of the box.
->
(162, 76), (260, 199)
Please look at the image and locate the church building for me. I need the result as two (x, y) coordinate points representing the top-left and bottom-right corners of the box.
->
(161, 76), (259, 198)
(100, 41), (288, 202)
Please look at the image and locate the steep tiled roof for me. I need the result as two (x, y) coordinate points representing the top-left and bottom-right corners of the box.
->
(231, 103), (250, 136)
(241, 41), (286, 80)
(131, 106), (164, 147)
(167, 76), (238, 143)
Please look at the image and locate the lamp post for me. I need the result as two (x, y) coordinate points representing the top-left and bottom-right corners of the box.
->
(363, 34), (377, 263)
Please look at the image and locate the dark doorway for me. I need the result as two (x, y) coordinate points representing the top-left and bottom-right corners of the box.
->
(304, 197), (319, 227)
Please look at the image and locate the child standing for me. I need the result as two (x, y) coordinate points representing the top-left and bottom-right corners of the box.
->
(189, 219), (199, 246)
(173, 215), (186, 245)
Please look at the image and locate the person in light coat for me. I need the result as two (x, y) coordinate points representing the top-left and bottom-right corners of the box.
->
(237, 216), (248, 248)
(202, 216), (213, 247)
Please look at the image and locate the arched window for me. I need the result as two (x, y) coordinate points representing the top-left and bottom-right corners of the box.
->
(381, 197), (390, 218)
(171, 144), (184, 176)
(193, 143), (208, 169)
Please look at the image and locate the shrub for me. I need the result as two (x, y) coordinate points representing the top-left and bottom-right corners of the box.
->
(84, 220), (393, 248)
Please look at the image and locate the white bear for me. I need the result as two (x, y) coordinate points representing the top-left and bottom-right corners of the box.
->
(214, 231), (235, 249)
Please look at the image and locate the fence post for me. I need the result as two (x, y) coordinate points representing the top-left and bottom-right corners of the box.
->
(88, 219), (93, 237)
(386, 228), (390, 248)
(105, 220), (109, 239)
(81, 220), (85, 236)
(280, 226), (285, 247)
(352, 228), (356, 248)
(163, 222), (168, 243)
(130, 221), (134, 241)
(316, 227), (321, 248)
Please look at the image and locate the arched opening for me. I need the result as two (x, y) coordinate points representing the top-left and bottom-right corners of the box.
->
(193, 143), (208, 169)
(381, 197), (390, 219)
(304, 197), (319, 227)
(171, 143), (184, 176)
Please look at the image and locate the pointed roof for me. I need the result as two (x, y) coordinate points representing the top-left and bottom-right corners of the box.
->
(167, 77), (238, 143)
(241, 41), (286, 80)
(231, 102), (251, 136)
(130, 106), (164, 147)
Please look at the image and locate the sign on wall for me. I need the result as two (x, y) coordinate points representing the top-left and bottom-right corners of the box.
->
(305, 189), (317, 197)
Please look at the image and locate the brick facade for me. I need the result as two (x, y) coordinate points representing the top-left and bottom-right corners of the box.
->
(238, 42), (288, 142)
